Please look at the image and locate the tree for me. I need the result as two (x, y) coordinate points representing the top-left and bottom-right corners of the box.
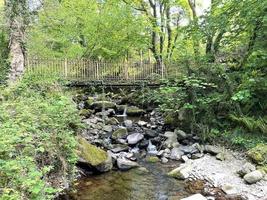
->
(5, 0), (29, 82)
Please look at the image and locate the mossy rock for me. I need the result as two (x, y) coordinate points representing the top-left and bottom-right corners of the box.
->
(112, 128), (128, 140)
(79, 109), (93, 118)
(127, 106), (145, 116)
(146, 156), (160, 163)
(85, 97), (94, 107)
(77, 137), (108, 166)
(164, 113), (179, 127)
(106, 117), (119, 125)
(91, 101), (116, 110)
(247, 144), (267, 165)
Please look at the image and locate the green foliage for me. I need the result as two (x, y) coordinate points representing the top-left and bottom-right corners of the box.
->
(27, 0), (149, 60)
(0, 74), (82, 199)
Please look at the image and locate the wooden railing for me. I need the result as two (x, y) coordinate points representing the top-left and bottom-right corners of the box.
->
(26, 58), (184, 82)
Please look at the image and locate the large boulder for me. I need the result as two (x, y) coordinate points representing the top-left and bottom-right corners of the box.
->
(247, 144), (267, 165)
(126, 106), (145, 116)
(91, 101), (116, 110)
(112, 128), (128, 140)
(127, 133), (144, 145)
(77, 137), (112, 172)
(243, 170), (264, 184)
(170, 147), (184, 160)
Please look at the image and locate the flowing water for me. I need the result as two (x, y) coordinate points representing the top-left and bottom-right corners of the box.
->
(59, 161), (190, 200)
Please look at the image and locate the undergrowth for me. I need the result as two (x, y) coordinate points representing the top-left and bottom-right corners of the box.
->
(0, 74), (82, 200)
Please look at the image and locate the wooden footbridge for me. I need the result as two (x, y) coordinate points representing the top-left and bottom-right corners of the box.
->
(26, 58), (181, 86)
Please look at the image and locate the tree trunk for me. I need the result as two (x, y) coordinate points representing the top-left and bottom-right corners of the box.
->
(5, 0), (27, 82)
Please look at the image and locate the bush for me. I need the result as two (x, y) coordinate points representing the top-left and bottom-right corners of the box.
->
(0, 74), (82, 199)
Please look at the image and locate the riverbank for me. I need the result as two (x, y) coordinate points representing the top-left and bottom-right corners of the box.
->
(66, 90), (267, 200)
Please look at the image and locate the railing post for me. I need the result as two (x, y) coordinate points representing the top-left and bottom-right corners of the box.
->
(96, 61), (99, 80)
(161, 60), (164, 79)
(125, 59), (129, 80)
(64, 58), (68, 77)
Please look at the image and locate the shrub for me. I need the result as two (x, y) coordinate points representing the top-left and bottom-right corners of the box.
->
(0, 74), (81, 199)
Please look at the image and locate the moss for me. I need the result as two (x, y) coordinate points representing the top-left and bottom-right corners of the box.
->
(247, 144), (267, 165)
(145, 156), (160, 163)
(164, 113), (178, 127)
(79, 109), (93, 118)
(77, 137), (108, 166)
(126, 106), (145, 116)
(85, 97), (94, 108)
(112, 128), (128, 140)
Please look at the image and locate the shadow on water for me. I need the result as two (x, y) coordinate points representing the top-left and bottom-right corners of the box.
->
(59, 161), (190, 200)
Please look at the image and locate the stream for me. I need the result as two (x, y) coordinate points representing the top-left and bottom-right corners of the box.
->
(59, 160), (190, 200)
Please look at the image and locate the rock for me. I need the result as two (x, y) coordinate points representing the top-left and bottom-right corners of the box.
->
(106, 117), (119, 125)
(127, 133), (144, 145)
(102, 125), (112, 132)
(170, 147), (184, 160)
(117, 158), (139, 170)
(167, 164), (192, 180)
(146, 156), (160, 163)
(77, 137), (111, 171)
(126, 106), (145, 116)
(179, 145), (199, 155)
(216, 152), (229, 161)
(145, 129), (158, 138)
(138, 139), (149, 149)
(111, 145), (129, 153)
(247, 144), (267, 165)
(157, 150), (164, 157)
(79, 109), (93, 118)
(191, 153), (204, 159)
(204, 145), (222, 155)
(182, 155), (189, 162)
(138, 120), (147, 126)
(238, 162), (256, 177)
(124, 119), (133, 128)
(91, 101), (116, 110)
(161, 157), (169, 164)
(222, 184), (238, 195)
(181, 194), (207, 200)
(243, 170), (264, 184)
(112, 128), (128, 140)
(175, 129), (188, 140)
(95, 153), (113, 172)
(163, 131), (178, 148)
(85, 97), (94, 108)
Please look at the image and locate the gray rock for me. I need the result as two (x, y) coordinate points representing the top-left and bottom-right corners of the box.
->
(111, 145), (129, 153)
(145, 129), (158, 138)
(181, 155), (189, 162)
(243, 170), (263, 184)
(170, 147), (184, 160)
(204, 145), (222, 155)
(91, 101), (116, 110)
(137, 120), (147, 126)
(221, 184), (238, 195)
(117, 158), (139, 170)
(124, 120), (133, 128)
(237, 162), (256, 177)
(127, 133), (144, 145)
(179, 145), (199, 154)
(163, 131), (178, 148)
(175, 129), (188, 140)
(95, 153), (113, 172)
(161, 157), (169, 164)
(102, 125), (113, 132)
(181, 194), (207, 200)
(191, 153), (204, 159)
